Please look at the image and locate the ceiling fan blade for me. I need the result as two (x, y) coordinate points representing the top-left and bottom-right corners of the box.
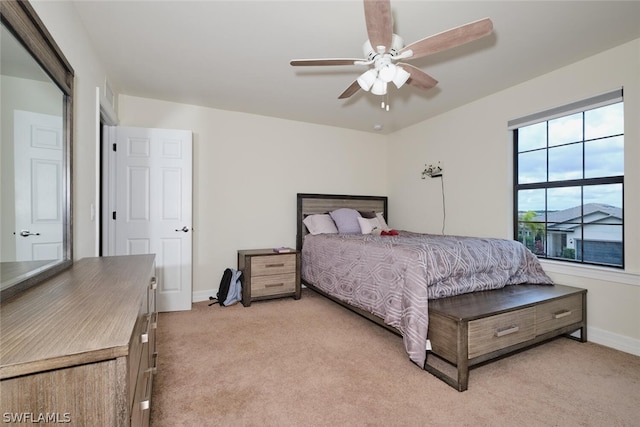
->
(363, 0), (392, 52)
(338, 80), (361, 99)
(290, 58), (365, 66)
(400, 18), (493, 60)
(397, 63), (438, 90)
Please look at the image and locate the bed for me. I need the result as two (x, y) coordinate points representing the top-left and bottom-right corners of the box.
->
(296, 193), (587, 391)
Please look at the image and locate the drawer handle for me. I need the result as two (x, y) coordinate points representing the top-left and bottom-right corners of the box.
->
(554, 310), (572, 319)
(141, 332), (149, 344)
(150, 277), (157, 290)
(265, 263), (285, 268)
(265, 283), (284, 288)
(495, 325), (520, 337)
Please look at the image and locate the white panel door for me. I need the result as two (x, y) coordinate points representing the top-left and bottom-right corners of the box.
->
(14, 110), (63, 261)
(112, 126), (193, 311)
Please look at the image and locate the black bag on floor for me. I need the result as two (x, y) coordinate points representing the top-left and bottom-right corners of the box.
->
(216, 268), (233, 306)
(209, 268), (242, 306)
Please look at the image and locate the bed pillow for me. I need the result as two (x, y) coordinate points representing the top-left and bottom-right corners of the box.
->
(376, 212), (389, 230)
(329, 208), (362, 234)
(358, 210), (377, 219)
(358, 216), (380, 234)
(303, 214), (338, 235)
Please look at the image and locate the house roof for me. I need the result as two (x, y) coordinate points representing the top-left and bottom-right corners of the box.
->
(534, 203), (622, 231)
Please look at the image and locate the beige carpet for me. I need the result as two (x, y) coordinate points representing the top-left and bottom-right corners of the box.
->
(150, 289), (639, 426)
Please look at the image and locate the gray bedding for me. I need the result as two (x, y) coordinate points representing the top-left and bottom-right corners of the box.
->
(301, 231), (553, 367)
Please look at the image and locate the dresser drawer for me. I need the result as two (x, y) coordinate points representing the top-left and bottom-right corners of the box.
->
(251, 273), (297, 297)
(468, 307), (536, 359)
(251, 254), (296, 276)
(536, 294), (583, 335)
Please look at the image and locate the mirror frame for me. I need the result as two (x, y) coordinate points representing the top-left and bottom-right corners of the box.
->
(0, 0), (73, 300)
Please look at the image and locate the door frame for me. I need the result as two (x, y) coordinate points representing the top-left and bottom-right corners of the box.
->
(100, 124), (117, 256)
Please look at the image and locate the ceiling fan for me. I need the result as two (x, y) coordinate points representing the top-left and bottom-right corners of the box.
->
(290, 0), (493, 102)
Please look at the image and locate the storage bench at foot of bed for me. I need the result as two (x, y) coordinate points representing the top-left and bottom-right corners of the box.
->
(425, 284), (587, 392)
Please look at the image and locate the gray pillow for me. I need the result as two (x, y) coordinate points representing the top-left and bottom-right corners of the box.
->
(329, 208), (362, 234)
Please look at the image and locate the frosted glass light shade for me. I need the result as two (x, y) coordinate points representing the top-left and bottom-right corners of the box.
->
(370, 79), (387, 95)
(392, 66), (411, 88)
(357, 69), (378, 91)
(378, 63), (396, 83)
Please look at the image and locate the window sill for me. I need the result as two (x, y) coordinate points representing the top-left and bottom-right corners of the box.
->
(540, 259), (640, 287)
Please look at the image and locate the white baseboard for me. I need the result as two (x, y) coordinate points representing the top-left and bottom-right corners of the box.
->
(192, 289), (216, 303)
(588, 326), (640, 356)
(191, 288), (639, 357)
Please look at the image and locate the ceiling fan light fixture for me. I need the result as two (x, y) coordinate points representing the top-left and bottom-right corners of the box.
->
(378, 63), (396, 83)
(370, 79), (387, 96)
(392, 66), (411, 88)
(357, 69), (378, 91)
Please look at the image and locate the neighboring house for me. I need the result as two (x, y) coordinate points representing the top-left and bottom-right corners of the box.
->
(534, 203), (623, 266)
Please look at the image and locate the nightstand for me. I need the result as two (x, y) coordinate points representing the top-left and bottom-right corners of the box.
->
(237, 249), (301, 307)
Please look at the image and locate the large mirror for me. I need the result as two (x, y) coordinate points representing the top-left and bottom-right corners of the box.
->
(1, 0), (73, 300)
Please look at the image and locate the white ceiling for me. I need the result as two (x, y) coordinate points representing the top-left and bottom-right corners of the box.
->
(72, 0), (640, 134)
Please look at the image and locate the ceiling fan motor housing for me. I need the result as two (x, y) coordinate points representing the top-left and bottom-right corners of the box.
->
(362, 34), (404, 60)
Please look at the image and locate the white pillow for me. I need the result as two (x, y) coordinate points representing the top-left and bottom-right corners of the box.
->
(358, 216), (380, 234)
(303, 214), (338, 235)
(376, 212), (389, 230)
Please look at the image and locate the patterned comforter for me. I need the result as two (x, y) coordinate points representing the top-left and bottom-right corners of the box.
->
(301, 231), (553, 367)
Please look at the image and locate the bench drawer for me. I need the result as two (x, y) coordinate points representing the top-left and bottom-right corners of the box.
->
(536, 294), (583, 335)
(468, 307), (536, 359)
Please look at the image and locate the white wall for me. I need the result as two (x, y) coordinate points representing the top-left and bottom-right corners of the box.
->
(388, 39), (640, 354)
(117, 96), (388, 300)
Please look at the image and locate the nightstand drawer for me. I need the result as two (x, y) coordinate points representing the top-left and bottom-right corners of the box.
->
(251, 273), (297, 297)
(251, 254), (296, 276)
(536, 294), (583, 335)
(468, 307), (535, 358)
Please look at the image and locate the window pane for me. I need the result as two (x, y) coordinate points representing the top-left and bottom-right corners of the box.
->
(548, 144), (582, 181)
(517, 189), (546, 253)
(584, 183), (622, 209)
(547, 230), (574, 260)
(518, 150), (547, 183)
(585, 102), (623, 140)
(548, 112), (583, 146)
(585, 136), (624, 178)
(518, 122), (546, 152)
(517, 189), (546, 220)
(576, 225), (623, 266)
(548, 186), (581, 211)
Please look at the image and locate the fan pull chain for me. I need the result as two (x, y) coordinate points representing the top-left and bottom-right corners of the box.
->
(381, 94), (390, 111)
(380, 92), (390, 111)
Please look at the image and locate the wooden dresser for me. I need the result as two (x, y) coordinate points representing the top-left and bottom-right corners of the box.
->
(237, 249), (301, 306)
(0, 255), (157, 426)
(425, 284), (587, 391)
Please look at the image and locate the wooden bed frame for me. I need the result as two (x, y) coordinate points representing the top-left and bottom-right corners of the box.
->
(296, 193), (587, 391)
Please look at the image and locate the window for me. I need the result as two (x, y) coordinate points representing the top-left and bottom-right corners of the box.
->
(511, 90), (624, 268)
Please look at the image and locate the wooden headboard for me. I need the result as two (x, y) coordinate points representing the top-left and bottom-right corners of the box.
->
(296, 193), (388, 251)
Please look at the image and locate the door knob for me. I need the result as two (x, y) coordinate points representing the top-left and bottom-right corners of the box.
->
(175, 226), (190, 232)
(19, 230), (40, 237)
